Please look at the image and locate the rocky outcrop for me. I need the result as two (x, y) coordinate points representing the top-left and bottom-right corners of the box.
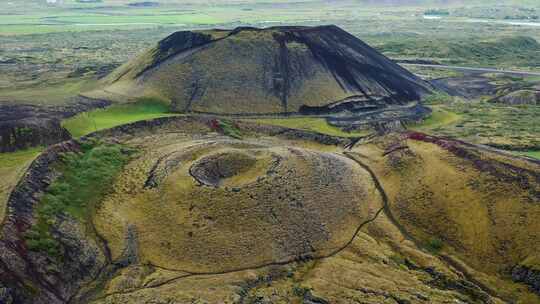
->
(0, 97), (110, 152)
(431, 75), (497, 99)
(512, 265), (540, 295)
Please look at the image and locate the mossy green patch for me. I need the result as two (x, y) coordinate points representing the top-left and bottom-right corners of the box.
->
(252, 117), (370, 138)
(62, 97), (176, 138)
(425, 237), (444, 254)
(24, 140), (134, 258)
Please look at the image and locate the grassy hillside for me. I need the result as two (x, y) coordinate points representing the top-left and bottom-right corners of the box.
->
(0, 147), (43, 223)
(351, 134), (540, 302)
(409, 105), (462, 130)
(416, 102), (540, 152)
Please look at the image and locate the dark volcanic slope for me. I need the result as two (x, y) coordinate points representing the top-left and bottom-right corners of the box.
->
(0, 98), (109, 152)
(94, 25), (432, 115)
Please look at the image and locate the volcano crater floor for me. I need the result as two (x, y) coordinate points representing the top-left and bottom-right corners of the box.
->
(96, 135), (380, 274)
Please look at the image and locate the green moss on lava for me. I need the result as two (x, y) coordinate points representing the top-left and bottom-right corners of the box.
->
(24, 139), (134, 258)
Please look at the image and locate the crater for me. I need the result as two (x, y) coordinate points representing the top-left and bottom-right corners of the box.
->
(189, 149), (273, 187)
(94, 141), (378, 273)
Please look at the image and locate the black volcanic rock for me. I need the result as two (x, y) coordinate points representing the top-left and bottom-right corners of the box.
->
(0, 98), (110, 152)
(95, 25), (432, 115)
(0, 118), (70, 153)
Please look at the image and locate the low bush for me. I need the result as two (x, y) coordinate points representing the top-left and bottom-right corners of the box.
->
(425, 237), (444, 254)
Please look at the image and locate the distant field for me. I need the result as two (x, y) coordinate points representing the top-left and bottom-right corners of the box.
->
(379, 35), (540, 71)
(0, 1), (328, 35)
(63, 98), (177, 137)
(0, 79), (98, 105)
(0, 13), (220, 35)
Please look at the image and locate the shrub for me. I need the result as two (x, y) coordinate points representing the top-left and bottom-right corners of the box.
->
(209, 119), (242, 139)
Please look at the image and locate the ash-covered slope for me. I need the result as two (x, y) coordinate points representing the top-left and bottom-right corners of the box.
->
(92, 25), (431, 115)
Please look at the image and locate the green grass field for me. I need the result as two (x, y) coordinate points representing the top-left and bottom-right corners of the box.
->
(522, 151), (540, 159)
(64, 103), (374, 140)
(63, 98), (177, 137)
(409, 106), (462, 130)
(252, 117), (371, 138)
(0, 6), (225, 35)
(0, 2), (322, 35)
(0, 79), (99, 105)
